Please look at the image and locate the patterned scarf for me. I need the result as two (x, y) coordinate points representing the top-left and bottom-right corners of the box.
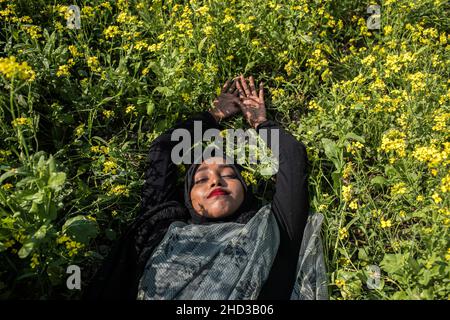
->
(137, 203), (328, 300)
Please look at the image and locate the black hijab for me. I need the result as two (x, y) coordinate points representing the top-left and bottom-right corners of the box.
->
(184, 153), (258, 225)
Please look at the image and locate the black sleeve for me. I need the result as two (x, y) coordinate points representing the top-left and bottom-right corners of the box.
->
(255, 119), (310, 300)
(139, 111), (221, 216)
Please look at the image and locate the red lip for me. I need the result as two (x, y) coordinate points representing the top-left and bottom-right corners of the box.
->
(207, 188), (229, 199)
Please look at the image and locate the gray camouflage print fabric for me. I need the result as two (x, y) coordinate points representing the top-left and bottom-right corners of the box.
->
(137, 203), (328, 300)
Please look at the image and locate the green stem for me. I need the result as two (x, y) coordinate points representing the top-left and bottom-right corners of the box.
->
(9, 76), (16, 119)
(10, 77), (31, 165)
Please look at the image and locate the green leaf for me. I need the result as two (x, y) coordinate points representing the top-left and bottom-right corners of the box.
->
(16, 176), (38, 188)
(321, 138), (342, 171)
(92, 136), (109, 145)
(420, 288), (434, 300)
(197, 36), (208, 53)
(153, 86), (174, 97)
(30, 201), (40, 214)
(407, 256), (420, 273)
(33, 224), (48, 240)
(48, 172), (66, 190)
(62, 216), (99, 244)
(391, 291), (409, 299)
(48, 201), (57, 221)
(147, 100), (155, 116)
(244, 61), (256, 72)
(380, 253), (409, 275)
(48, 156), (56, 175)
(18, 240), (35, 259)
(321, 138), (338, 160)
(370, 176), (386, 186)
(331, 171), (341, 192)
(0, 169), (22, 184)
(37, 155), (46, 172)
(23, 190), (44, 203)
(419, 269), (431, 286)
(384, 165), (398, 178)
(345, 132), (365, 143)
(358, 248), (369, 261)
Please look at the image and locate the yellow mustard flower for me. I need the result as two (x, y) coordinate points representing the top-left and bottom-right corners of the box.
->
(103, 159), (117, 174)
(342, 185), (352, 202)
(126, 105), (136, 114)
(0, 56), (35, 81)
(445, 248), (450, 261)
(87, 56), (101, 72)
(441, 174), (450, 193)
(2, 183), (13, 190)
(346, 141), (364, 155)
(74, 124), (85, 137)
(241, 170), (257, 186)
(30, 253), (40, 269)
(103, 25), (120, 39)
(380, 218), (392, 229)
(391, 182), (408, 197)
(108, 184), (130, 197)
(432, 111), (449, 132)
(102, 110), (115, 119)
(21, 25), (42, 40)
(81, 5), (95, 18)
(3, 239), (15, 248)
(379, 129), (407, 159)
(335, 279), (346, 288)
(56, 64), (70, 77)
(338, 227), (349, 240)
(384, 25), (393, 36)
(56, 234), (71, 244)
(349, 200), (358, 210)
(11, 117), (32, 127)
(271, 88), (285, 102)
(432, 192), (442, 204)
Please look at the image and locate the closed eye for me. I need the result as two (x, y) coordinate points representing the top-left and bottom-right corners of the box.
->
(195, 178), (208, 184)
(222, 174), (237, 179)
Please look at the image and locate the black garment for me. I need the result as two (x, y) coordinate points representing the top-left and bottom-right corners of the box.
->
(255, 118), (310, 299)
(83, 111), (309, 300)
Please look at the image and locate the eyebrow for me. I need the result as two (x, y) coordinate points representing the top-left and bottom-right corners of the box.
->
(195, 164), (235, 174)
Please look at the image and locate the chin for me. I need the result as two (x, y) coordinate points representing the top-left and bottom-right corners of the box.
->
(208, 205), (236, 218)
(208, 210), (233, 218)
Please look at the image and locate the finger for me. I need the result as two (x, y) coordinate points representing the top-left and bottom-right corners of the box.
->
(236, 79), (246, 97)
(231, 87), (239, 96)
(228, 80), (237, 93)
(231, 83), (240, 95)
(258, 81), (264, 101)
(249, 76), (256, 96)
(221, 80), (230, 94)
(240, 75), (251, 97)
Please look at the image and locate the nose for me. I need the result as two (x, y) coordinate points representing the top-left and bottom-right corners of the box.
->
(209, 173), (224, 187)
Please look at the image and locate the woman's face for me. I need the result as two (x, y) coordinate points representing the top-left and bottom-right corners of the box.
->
(190, 157), (244, 219)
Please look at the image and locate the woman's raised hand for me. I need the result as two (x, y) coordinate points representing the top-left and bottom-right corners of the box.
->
(208, 78), (241, 122)
(235, 75), (267, 129)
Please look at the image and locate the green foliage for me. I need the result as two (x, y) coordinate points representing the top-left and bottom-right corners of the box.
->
(0, 0), (449, 299)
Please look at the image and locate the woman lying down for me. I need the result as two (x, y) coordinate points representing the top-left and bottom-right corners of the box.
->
(83, 75), (327, 300)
